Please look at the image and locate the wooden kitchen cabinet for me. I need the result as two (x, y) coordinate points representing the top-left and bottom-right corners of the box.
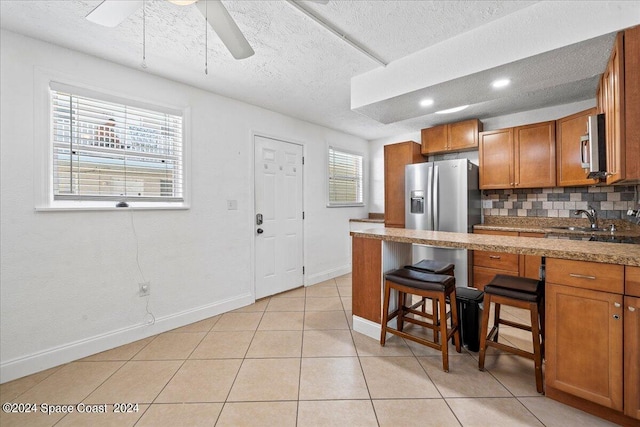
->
(479, 121), (556, 189)
(421, 119), (482, 156)
(556, 108), (600, 187)
(625, 294), (640, 420)
(596, 26), (640, 185)
(478, 128), (513, 189)
(519, 232), (544, 280)
(471, 230), (543, 290)
(625, 266), (640, 420)
(545, 259), (625, 412)
(384, 141), (424, 228)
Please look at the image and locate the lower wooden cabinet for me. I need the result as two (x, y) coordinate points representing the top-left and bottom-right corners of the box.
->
(545, 259), (640, 423)
(545, 282), (624, 411)
(472, 230), (543, 290)
(625, 294), (640, 420)
(625, 266), (640, 420)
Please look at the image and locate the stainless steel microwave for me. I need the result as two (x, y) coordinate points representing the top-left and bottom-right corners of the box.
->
(580, 113), (607, 179)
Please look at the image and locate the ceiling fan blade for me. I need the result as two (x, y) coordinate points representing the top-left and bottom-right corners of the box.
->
(195, 0), (255, 60)
(86, 0), (143, 27)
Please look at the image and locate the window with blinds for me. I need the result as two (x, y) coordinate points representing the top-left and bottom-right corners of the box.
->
(50, 84), (184, 203)
(328, 147), (364, 206)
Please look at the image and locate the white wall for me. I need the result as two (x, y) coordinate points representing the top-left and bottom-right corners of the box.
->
(0, 30), (368, 382)
(367, 100), (596, 215)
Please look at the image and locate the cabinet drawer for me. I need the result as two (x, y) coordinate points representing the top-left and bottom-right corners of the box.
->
(473, 266), (514, 291)
(626, 266), (640, 298)
(546, 258), (624, 293)
(473, 250), (519, 271)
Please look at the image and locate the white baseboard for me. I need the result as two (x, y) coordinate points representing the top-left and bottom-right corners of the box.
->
(0, 292), (254, 384)
(352, 315), (382, 340)
(352, 315), (396, 341)
(305, 264), (351, 287)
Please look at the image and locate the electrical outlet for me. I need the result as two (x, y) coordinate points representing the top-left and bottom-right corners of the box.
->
(139, 282), (151, 297)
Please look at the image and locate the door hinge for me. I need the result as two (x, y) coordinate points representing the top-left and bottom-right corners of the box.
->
(302, 157), (305, 165)
(303, 266), (305, 274)
(302, 211), (305, 219)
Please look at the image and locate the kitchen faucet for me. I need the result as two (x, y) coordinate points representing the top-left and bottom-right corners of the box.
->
(574, 206), (598, 229)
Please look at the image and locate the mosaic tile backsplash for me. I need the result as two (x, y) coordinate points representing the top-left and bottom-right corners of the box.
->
(482, 185), (640, 221)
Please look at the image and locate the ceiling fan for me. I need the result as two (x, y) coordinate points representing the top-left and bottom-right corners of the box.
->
(86, 0), (329, 60)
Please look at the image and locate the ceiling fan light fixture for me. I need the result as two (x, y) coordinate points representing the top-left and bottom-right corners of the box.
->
(435, 105), (469, 114)
(169, 0), (198, 5)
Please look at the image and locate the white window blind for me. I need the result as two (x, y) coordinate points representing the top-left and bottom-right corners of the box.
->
(50, 85), (183, 202)
(328, 147), (363, 206)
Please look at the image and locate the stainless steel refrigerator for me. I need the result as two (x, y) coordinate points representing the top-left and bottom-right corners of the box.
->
(405, 159), (481, 286)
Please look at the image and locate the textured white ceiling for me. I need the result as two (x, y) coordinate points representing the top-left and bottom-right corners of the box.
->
(0, 1), (637, 140)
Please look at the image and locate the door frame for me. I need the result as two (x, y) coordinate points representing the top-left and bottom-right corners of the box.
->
(250, 131), (305, 300)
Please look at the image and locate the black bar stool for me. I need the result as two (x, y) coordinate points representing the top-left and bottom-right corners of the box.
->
(404, 259), (455, 341)
(478, 274), (545, 393)
(381, 268), (461, 372)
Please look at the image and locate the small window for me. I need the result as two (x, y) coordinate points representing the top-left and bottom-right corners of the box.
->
(328, 146), (364, 206)
(50, 83), (184, 204)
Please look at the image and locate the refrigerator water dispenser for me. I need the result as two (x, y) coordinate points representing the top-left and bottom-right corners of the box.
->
(410, 191), (425, 214)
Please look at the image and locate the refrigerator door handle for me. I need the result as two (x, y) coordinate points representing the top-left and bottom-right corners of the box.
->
(433, 165), (439, 231)
(426, 165), (434, 230)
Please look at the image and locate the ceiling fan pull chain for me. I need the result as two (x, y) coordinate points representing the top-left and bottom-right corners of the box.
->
(141, 0), (147, 69)
(204, 0), (208, 75)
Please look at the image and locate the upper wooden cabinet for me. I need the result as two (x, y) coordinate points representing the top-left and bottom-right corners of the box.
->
(479, 121), (556, 189)
(384, 141), (424, 228)
(556, 108), (600, 187)
(597, 26), (640, 184)
(421, 119), (482, 155)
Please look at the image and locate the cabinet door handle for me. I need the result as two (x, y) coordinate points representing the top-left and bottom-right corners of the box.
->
(630, 306), (637, 312)
(489, 256), (501, 259)
(614, 302), (621, 308)
(569, 273), (596, 280)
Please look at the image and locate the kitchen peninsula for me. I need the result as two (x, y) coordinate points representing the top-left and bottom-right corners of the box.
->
(351, 227), (640, 425)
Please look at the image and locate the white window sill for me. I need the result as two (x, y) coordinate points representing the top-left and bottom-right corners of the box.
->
(326, 203), (365, 208)
(35, 202), (190, 212)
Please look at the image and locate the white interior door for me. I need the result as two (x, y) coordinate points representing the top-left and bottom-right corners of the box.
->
(254, 135), (304, 299)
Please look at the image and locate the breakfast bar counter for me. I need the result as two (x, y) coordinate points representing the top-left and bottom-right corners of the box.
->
(351, 227), (640, 426)
(350, 227), (640, 267)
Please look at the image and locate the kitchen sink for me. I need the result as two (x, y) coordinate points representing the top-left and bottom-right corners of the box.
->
(548, 226), (611, 232)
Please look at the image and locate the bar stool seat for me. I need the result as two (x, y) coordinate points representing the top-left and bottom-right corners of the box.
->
(478, 274), (545, 393)
(405, 259), (455, 276)
(404, 259), (455, 339)
(381, 268), (461, 372)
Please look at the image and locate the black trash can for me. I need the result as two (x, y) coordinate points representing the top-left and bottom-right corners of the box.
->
(454, 287), (484, 352)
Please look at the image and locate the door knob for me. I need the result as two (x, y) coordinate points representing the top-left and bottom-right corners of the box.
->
(257, 228), (264, 234)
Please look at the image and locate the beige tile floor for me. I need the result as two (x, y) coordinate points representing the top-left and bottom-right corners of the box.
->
(0, 274), (618, 427)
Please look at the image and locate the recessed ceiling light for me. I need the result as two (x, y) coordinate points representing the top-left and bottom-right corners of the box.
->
(492, 78), (511, 88)
(435, 105), (469, 114)
(420, 98), (434, 107)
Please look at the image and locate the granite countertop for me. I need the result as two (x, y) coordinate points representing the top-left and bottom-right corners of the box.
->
(476, 216), (640, 233)
(350, 228), (640, 267)
(474, 216), (640, 238)
(349, 213), (385, 223)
